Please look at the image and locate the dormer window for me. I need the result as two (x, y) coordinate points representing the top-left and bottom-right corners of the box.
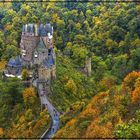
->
(23, 53), (26, 56)
(34, 52), (38, 58)
(22, 49), (26, 53)
(48, 32), (51, 37)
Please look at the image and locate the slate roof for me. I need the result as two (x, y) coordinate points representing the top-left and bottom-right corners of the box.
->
(43, 48), (54, 69)
(36, 38), (47, 51)
(38, 24), (47, 36)
(38, 23), (53, 36)
(7, 56), (22, 67)
(22, 23), (53, 36)
(45, 23), (53, 34)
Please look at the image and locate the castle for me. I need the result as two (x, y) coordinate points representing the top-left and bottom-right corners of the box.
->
(5, 23), (56, 87)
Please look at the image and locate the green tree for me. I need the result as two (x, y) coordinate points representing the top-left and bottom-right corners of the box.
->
(21, 69), (30, 81)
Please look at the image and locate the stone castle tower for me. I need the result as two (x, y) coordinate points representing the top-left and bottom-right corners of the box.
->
(84, 57), (91, 76)
(20, 24), (40, 68)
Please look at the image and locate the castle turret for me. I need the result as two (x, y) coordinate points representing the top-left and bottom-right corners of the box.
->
(34, 24), (38, 36)
(25, 24), (27, 32)
(20, 24), (40, 68)
(84, 57), (92, 76)
(33, 37), (48, 65)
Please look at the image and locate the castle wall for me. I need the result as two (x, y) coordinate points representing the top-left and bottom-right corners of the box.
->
(7, 66), (16, 75)
(42, 36), (53, 49)
(33, 50), (48, 65)
(47, 37), (53, 49)
(42, 37), (47, 47)
(20, 35), (40, 62)
(38, 66), (51, 82)
(51, 66), (56, 80)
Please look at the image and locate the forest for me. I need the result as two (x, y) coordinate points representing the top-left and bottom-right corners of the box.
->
(0, 0), (140, 138)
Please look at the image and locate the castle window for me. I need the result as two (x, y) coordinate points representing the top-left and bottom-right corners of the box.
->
(34, 52), (38, 58)
(23, 53), (26, 56)
(47, 38), (51, 44)
(48, 49), (51, 55)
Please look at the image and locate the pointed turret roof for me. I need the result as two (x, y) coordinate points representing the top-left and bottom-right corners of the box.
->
(36, 38), (47, 51)
(38, 24), (47, 36)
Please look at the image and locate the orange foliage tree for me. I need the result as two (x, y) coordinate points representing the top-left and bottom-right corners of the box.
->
(131, 87), (140, 104)
(54, 118), (80, 138)
(123, 71), (140, 91)
(0, 128), (4, 137)
(85, 118), (113, 138)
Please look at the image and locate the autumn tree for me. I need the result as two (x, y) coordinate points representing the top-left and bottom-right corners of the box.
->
(64, 79), (77, 95)
(0, 128), (4, 137)
(123, 71), (140, 91)
(131, 87), (140, 104)
(23, 87), (37, 108)
(21, 69), (30, 81)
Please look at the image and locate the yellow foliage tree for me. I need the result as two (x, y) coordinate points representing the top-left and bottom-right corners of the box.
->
(21, 69), (30, 80)
(85, 118), (113, 138)
(0, 128), (4, 137)
(0, 60), (7, 70)
(25, 109), (33, 121)
(64, 79), (77, 94)
(23, 87), (37, 107)
(75, 23), (81, 30)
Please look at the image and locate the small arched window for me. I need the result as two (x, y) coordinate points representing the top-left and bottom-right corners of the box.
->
(34, 51), (38, 58)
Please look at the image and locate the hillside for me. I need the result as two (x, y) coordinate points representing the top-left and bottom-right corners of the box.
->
(50, 54), (97, 126)
(54, 71), (140, 138)
(0, 73), (50, 138)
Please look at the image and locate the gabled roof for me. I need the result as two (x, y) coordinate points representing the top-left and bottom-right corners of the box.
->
(15, 56), (22, 65)
(38, 23), (53, 37)
(36, 38), (47, 51)
(43, 59), (51, 69)
(48, 54), (54, 66)
(7, 56), (22, 67)
(8, 58), (15, 66)
(45, 23), (52, 34)
(43, 49), (54, 69)
(38, 24), (47, 36)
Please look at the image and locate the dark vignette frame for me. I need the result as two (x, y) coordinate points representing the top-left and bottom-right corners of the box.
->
(0, 0), (140, 139)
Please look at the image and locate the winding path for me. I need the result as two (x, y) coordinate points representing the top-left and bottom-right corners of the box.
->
(38, 83), (60, 139)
